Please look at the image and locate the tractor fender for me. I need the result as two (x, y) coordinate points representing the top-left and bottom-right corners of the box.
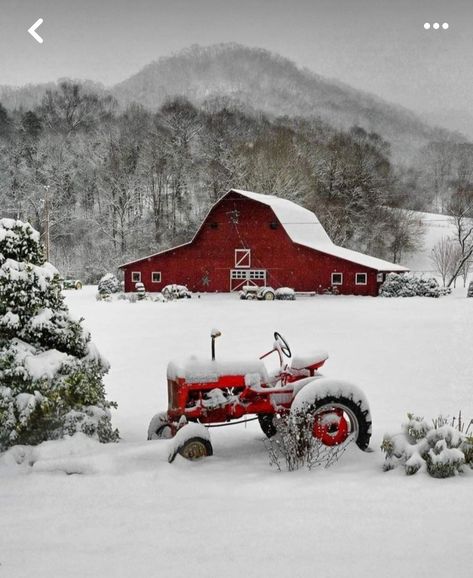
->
(291, 377), (371, 423)
(290, 374), (325, 398)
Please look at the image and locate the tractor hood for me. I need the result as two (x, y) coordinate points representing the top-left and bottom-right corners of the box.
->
(167, 357), (269, 385)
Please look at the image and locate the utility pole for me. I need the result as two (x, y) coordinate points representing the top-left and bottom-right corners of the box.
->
(43, 185), (50, 261)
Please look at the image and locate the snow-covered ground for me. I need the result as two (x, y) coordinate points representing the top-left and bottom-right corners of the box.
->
(1, 287), (473, 577)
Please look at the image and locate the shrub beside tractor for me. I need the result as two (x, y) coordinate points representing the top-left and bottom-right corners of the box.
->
(148, 331), (372, 462)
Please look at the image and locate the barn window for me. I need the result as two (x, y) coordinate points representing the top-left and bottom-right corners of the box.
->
(249, 270), (265, 280)
(152, 272), (161, 283)
(270, 222), (278, 229)
(210, 222), (218, 229)
(377, 272), (384, 283)
(355, 273), (367, 285)
(331, 273), (343, 285)
(235, 249), (251, 268)
(231, 270), (248, 279)
(131, 272), (141, 283)
(230, 270), (266, 280)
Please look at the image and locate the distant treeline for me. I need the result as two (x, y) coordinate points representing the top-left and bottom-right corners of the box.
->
(0, 82), (471, 279)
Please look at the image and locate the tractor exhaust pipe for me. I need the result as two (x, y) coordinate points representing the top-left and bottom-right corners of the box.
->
(211, 329), (222, 361)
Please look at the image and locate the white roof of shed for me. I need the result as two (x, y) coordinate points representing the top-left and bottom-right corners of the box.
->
(232, 189), (408, 272)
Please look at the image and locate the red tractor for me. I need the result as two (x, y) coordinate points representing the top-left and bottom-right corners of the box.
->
(148, 331), (372, 461)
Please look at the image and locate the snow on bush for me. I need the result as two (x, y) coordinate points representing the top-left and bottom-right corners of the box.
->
(0, 219), (119, 451)
(381, 413), (473, 478)
(97, 273), (121, 299)
(379, 273), (451, 298)
(275, 287), (295, 300)
(114, 292), (165, 303)
(265, 412), (350, 471)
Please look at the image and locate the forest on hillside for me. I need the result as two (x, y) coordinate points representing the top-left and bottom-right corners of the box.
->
(0, 81), (472, 280)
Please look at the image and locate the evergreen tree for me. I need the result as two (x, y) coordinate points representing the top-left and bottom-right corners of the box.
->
(0, 103), (11, 139)
(0, 218), (118, 450)
(21, 111), (43, 139)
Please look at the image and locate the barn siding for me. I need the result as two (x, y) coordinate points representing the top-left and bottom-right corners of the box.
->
(122, 193), (388, 296)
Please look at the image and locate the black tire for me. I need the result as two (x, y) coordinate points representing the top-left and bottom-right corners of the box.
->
(147, 412), (173, 440)
(301, 395), (371, 450)
(258, 413), (279, 438)
(169, 437), (213, 462)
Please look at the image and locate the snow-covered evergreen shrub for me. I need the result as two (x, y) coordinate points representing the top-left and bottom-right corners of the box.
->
(97, 273), (121, 299)
(380, 273), (451, 298)
(381, 413), (473, 478)
(0, 219), (119, 451)
(135, 282), (146, 300)
(265, 412), (349, 471)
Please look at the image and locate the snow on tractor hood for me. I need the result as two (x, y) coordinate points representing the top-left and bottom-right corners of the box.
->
(167, 357), (269, 384)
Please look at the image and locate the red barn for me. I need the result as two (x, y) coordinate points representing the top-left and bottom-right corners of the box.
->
(120, 189), (408, 296)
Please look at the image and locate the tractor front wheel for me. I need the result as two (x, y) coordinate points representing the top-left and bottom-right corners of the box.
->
(258, 413), (278, 438)
(168, 423), (213, 462)
(147, 412), (173, 440)
(175, 437), (213, 461)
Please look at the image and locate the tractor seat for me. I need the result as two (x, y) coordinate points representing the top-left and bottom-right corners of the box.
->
(290, 350), (329, 371)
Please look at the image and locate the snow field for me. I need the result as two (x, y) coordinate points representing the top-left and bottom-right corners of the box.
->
(1, 287), (473, 577)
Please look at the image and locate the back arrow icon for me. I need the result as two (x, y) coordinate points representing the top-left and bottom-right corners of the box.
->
(28, 18), (44, 44)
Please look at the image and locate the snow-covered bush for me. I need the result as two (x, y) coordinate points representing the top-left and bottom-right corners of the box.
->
(135, 282), (146, 300)
(323, 286), (340, 295)
(265, 412), (349, 471)
(97, 273), (121, 299)
(381, 413), (473, 478)
(0, 219), (119, 451)
(114, 291), (165, 304)
(275, 287), (296, 300)
(380, 273), (451, 298)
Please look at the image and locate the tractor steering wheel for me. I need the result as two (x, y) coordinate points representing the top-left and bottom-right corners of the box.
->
(274, 332), (291, 358)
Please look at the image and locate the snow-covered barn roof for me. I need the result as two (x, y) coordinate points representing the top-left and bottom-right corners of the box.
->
(120, 189), (408, 272)
(232, 190), (408, 272)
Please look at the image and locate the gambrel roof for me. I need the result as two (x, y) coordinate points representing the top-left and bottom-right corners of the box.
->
(120, 189), (408, 272)
(233, 190), (408, 272)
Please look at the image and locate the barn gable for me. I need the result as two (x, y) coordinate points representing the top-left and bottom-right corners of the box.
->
(120, 189), (408, 295)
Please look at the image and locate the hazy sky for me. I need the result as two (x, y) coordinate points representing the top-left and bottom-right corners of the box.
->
(1, 0), (472, 117)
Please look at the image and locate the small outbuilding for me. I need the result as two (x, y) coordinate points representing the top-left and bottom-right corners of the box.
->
(120, 189), (408, 295)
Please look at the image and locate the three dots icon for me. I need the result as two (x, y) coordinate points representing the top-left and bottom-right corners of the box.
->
(424, 22), (449, 30)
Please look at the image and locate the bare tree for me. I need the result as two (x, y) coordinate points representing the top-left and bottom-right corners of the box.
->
(431, 237), (457, 286)
(387, 209), (424, 264)
(447, 190), (473, 287)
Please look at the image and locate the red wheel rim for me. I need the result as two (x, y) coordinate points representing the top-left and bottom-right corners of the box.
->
(313, 408), (349, 446)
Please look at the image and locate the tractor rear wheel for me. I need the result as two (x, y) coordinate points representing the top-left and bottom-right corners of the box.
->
(263, 290), (275, 300)
(308, 397), (370, 449)
(291, 380), (372, 450)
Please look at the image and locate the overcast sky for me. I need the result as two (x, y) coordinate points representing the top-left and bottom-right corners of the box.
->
(1, 0), (472, 117)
